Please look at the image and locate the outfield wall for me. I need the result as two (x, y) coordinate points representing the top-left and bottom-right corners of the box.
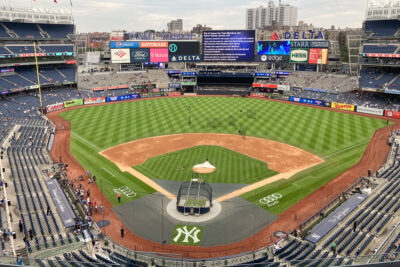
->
(44, 91), (395, 122)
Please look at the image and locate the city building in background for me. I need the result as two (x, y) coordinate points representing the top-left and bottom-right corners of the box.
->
(167, 19), (183, 32)
(191, 24), (212, 36)
(246, 0), (297, 30)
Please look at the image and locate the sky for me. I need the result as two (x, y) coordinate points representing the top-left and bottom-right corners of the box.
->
(8, 0), (368, 32)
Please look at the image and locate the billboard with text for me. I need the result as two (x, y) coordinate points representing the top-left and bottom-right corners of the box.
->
(150, 48), (169, 63)
(290, 48), (309, 63)
(111, 49), (130, 63)
(203, 30), (255, 62)
(308, 48), (328, 64)
(130, 48), (150, 63)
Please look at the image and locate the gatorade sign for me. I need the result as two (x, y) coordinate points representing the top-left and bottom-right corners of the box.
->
(290, 48), (309, 63)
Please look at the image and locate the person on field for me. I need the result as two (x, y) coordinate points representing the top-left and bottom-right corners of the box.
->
(120, 226), (125, 238)
(117, 193), (121, 203)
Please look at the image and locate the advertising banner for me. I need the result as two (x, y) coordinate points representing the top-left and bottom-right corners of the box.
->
(291, 41), (330, 49)
(106, 85), (129, 90)
(385, 110), (400, 119)
(0, 90), (10, 95)
(331, 102), (355, 111)
(169, 55), (202, 62)
(323, 101), (331, 108)
(111, 49), (130, 63)
(308, 48), (328, 64)
(182, 72), (196, 76)
(290, 48), (309, 63)
(181, 82), (197, 86)
(150, 48), (169, 63)
(0, 68), (14, 73)
(46, 179), (76, 228)
(250, 94), (266, 98)
(168, 41), (200, 55)
(274, 71), (291, 76)
(256, 54), (289, 63)
(106, 94), (140, 102)
(169, 83), (181, 88)
(110, 41), (140, 49)
(64, 99), (83, 108)
(130, 48), (150, 63)
(203, 30), (255, 62)
(357, 106), (383, 116)
(66, 60), (77, 64)
(290, 96), (323, 106)
(277, 85), (291, 92)
(252, 83), (278, 89)
(140, 42), (168, 48)
(46, 102), (64, 112)
(255, 73), (271, 77)
(92, 87), (105, 91)
(363, 53), (400, 58)
(84, 97), (106, 105)
(168, 92), (181, 96)
(166, 70), (181, 74)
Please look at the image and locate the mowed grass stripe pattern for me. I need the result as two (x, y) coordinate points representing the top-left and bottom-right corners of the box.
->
(134, 146), (278, 184)
(61, 97), (385, 157)
(60, 97), (388, 212)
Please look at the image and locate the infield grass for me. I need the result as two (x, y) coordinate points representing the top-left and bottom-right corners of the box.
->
(134, 145), (278, 184)
(60, 97), (388, 211)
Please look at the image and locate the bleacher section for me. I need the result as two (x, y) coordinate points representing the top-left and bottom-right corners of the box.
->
(1, 22), (73, 39)
(3, 22), (42, 39)
(39, 23), (73, 39)
(364, 20), (400, 37)
(359, 68), (400, 90)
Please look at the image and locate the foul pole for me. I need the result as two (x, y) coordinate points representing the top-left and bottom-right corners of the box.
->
(33, 42), (44, 114)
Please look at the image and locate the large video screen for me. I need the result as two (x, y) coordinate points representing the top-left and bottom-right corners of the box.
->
(256, 41), (290, 63)
(202, 30), (255, 62)
(257, 41), (291, 55)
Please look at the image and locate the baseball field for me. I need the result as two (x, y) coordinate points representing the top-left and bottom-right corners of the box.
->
(59, 97), (388, 215)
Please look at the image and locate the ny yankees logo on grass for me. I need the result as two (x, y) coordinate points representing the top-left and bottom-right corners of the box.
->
(171, 225), (203, 246)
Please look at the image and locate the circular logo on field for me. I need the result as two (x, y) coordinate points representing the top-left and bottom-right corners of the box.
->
(169, 43), (178, 53)
(113, 186), (136, 198)
(259, 193), (282, 207)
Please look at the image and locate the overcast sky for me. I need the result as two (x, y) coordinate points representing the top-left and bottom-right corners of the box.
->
(9, 0), (367, 32)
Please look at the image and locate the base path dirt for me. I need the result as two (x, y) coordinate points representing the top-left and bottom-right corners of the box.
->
(100, 133), (324, 202)
(100, 133), (323, 174)
(46, 95), (400, 259)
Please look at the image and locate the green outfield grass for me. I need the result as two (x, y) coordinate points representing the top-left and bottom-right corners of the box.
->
(60, 97), (388, 211)
(134, 145), (278, 184)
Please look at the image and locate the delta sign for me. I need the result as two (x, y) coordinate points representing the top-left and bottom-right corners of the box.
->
(271, 30), (325, 41)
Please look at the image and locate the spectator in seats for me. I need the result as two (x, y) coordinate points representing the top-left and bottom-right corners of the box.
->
(46, 206), (51, 216)
(331, 241), (336, 255)
(18, 220), (23, 232)
(28, 228), (33, 241)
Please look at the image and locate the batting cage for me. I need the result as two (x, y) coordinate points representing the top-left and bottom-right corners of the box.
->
(176, 179), (213, 215)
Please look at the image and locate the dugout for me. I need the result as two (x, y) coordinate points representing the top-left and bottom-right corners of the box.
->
(176, 179), (213, 215)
